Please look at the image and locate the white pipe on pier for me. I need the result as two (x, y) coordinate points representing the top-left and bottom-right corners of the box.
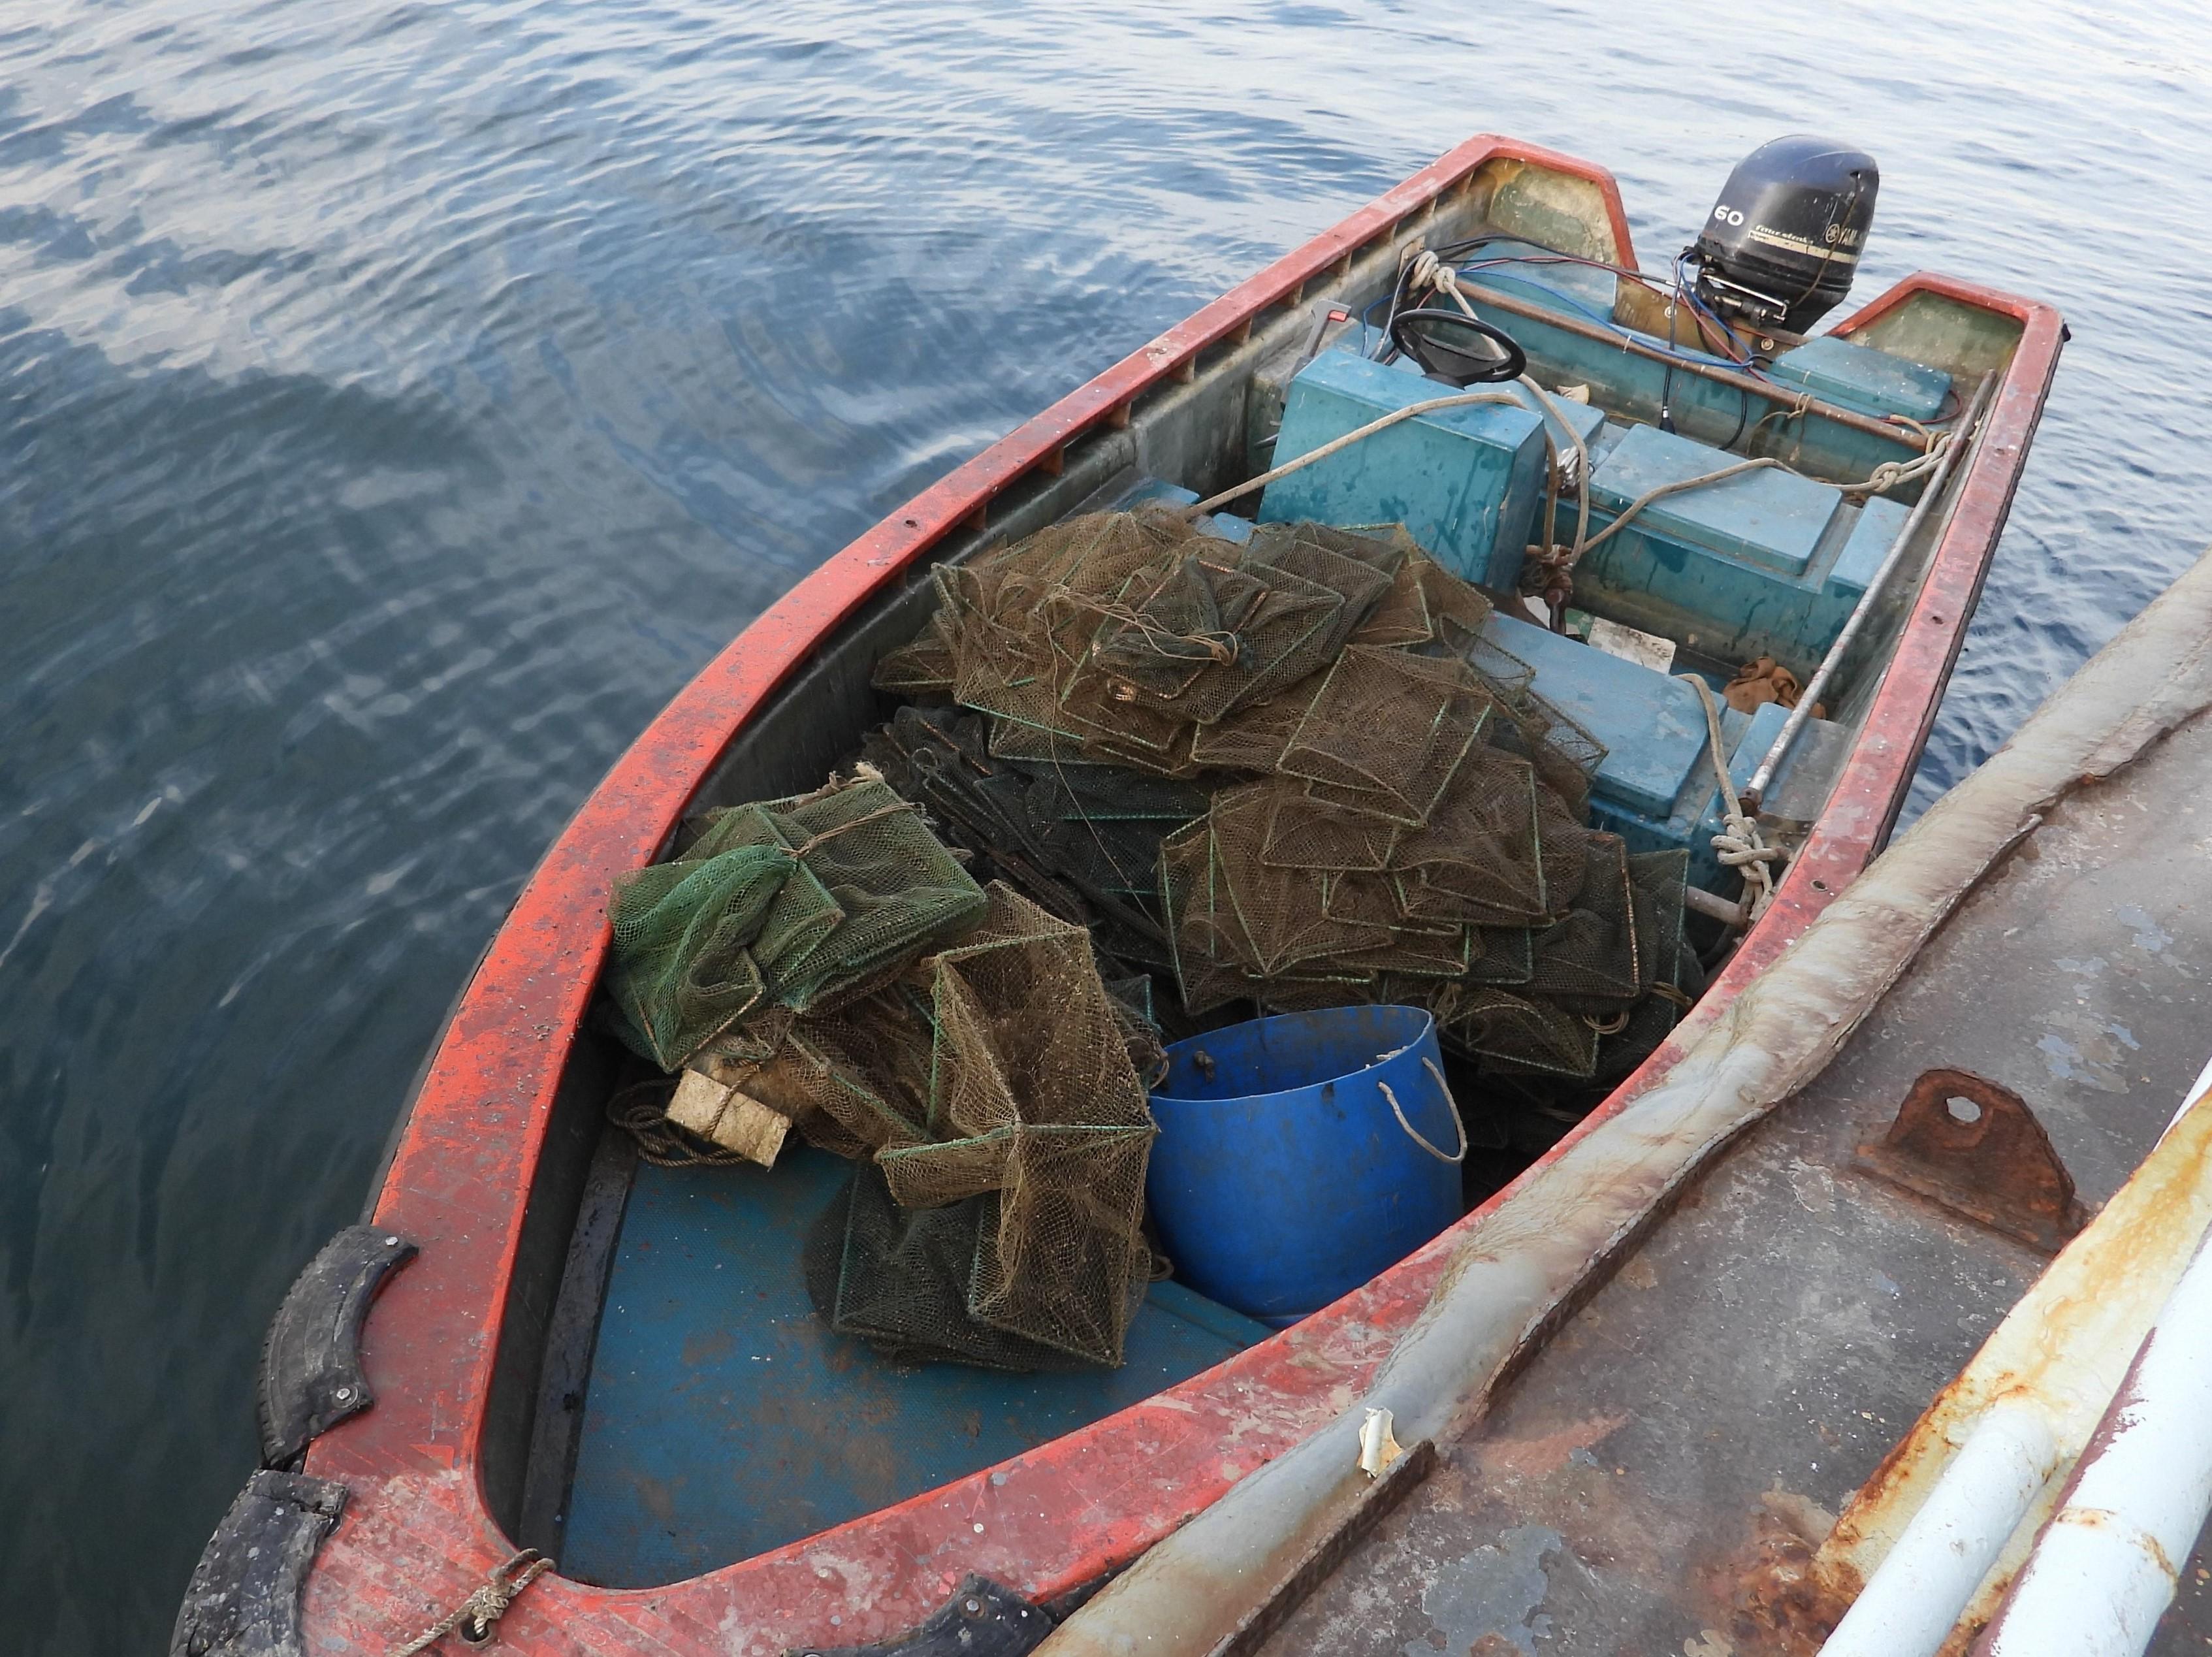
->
(1976, 1225), (2212, 1657)
(1816, 1403), (2058, 1657)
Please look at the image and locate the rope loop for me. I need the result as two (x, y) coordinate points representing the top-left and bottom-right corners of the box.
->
(1678, 672), (1784, 924)
(387, 1551), (554, 1657)
(1850, 429), (1953, 500)
(1083, 595), (1240, 666)
(1379, 1058), (1469, 1165)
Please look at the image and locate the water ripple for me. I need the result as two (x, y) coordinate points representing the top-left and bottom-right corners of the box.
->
(1, 0), (2207, 1648)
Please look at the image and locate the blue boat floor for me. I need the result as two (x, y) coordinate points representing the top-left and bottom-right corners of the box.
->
(560, 1144), (1272, 1588)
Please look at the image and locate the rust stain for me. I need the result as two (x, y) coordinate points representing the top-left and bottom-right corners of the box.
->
(1478, 1413), (1631, 1485)
(2057, 1507), (2176, 1584)
(1718, 1507), (1850, 1656)
(1816, 1078), (2212, 1635)
(1816, 1415), (1938, 1571)
(1855, 1067), (2088, 1251)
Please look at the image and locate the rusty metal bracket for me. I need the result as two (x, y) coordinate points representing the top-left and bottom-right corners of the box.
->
(1857, 1068), (2089, 1251)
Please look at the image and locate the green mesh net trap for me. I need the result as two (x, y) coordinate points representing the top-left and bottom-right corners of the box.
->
(788, 884), (1157, 1369)
(604, 772), (988, 1070)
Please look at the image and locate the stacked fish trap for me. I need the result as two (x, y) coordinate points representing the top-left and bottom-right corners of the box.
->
(600, 504), (1700, 1374)
(870, 504), (1693, 1087)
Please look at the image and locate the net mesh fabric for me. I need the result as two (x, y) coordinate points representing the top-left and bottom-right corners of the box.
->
(1279, 646), (1490, 824)
(605, 751), (1162, 1368)
(605, 773), (987, 1068)
(858, 704), (1198, 976)
(806, 1174), (1097, 1372)
(835, 884), (1157, 1368)
(646, 880), (1168, 1372)
(598, 507), (1718, 1368)
(604, 844), (794, 1069)
(859, 506), (1689, 1091)
(713, 881), (1161, 1372)
(703, 993), (935, 1159)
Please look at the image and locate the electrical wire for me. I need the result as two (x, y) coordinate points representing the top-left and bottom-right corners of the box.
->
(1436, 233), (1757, 365)
(1424, 242), (1780, 383)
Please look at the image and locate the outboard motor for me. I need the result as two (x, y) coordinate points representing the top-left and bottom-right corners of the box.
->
(1685, 136), (1879, 335)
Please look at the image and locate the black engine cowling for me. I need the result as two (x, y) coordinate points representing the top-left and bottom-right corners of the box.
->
(1686, 136), (1879, 335)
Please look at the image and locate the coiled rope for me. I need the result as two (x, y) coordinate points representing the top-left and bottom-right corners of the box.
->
(607, 1079), (748, 1168)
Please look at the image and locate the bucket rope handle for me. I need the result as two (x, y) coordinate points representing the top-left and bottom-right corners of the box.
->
(1379, 1058), (1467, 1165)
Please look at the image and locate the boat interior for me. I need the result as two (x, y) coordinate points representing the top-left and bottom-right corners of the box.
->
(466, 152), (2034, 1590)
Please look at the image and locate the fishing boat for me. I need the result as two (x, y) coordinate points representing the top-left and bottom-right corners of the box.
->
(173, 133), (2064, 1656)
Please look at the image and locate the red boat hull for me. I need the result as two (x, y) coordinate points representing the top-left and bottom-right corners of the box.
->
(300, 134), (2062, 1655)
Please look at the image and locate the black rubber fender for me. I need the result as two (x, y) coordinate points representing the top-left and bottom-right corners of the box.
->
(170, 1469), (347, 1657)
(790, 1575), (1055, 1657)
(257, 1223), (417, 1468)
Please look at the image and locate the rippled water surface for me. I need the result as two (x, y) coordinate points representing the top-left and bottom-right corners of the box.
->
(4, 2), (2209, 1648)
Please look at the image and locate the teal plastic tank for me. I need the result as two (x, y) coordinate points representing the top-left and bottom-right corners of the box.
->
(1257, 349), (1550, 590)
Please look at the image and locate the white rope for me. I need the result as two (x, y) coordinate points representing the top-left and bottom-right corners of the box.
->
(1514, 372), (1591, 560)
(1185, 389), (1523, 518)
(1679, 672), (1784, 924)
(1379, 1057), (1468, 1164)
(1405, 251), (1601, 595)
(1851, 428), (1953, 500)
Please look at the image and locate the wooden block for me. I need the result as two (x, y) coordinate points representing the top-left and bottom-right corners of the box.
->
(666, 1069), (790, 1168)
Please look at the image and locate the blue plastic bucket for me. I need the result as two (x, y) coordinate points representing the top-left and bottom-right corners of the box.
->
(1146, 1005), (1465, 1325)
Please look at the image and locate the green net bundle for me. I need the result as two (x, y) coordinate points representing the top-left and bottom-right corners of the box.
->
(603, 771), (989, 1070)
(604, 772), (1162, 1368)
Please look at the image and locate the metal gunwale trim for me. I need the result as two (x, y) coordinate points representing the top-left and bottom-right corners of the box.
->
(298, 138), (2062, 1657)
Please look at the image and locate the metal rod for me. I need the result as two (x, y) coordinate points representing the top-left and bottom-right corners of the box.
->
(1680, 884), (1750, 926)
(1743, 372), (1997, 809)
(1460, 282), (1930, 449)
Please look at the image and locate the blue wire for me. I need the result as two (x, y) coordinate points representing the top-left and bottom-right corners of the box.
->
(1671, 253), (1754, 366)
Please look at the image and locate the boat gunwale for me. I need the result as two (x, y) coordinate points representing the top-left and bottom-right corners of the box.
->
(298, 133), (2064, 1656)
